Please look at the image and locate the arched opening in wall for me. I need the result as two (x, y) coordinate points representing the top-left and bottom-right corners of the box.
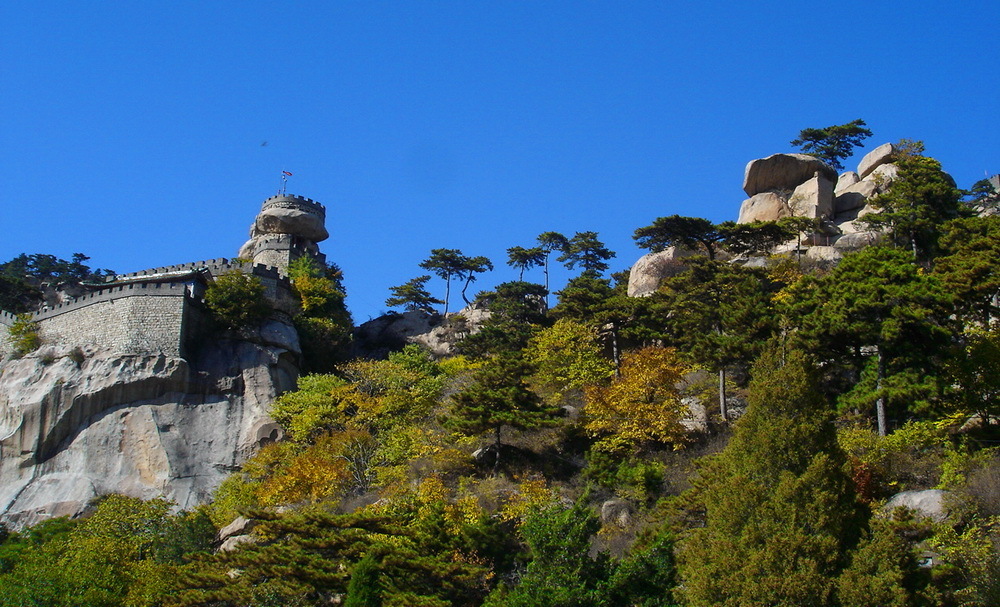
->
(253, 421), (284, 449)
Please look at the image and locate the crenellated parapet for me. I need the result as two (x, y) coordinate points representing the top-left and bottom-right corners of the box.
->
(260, 194), (326, 216)
(0, 310), (17, 328)
(110, 259), (291, 290)
(110, 258), (235, 280)
(31, 281), (196, 322)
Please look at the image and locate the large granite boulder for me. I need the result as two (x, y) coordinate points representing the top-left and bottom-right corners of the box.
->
(627, 247), (696, 297)
(835, 171), (861, 194)
(352, 303), (491, 359)
(833, 231), (879, 250)
(788, 173), (835, 219)
(743, 153), (838, 197)
(857, 142), (896, 178)
(255, 206), (329, 242)
(868, 163), (900, 185)
(804, 246), (842, 262)
(834, 180), (879, 214)
(882, 489), (953, 522)
(737, 191), (791, 224)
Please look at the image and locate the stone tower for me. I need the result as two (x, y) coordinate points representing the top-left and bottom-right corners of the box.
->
(238, 194), (328, 272)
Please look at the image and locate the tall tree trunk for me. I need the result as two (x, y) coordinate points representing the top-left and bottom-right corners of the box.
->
(443, 275), (451, 315)
(611, 321), (622, 378)
(876, 349), (887, 436)
(493, 425), (502, 473)
(543, 257), (550, 307)
(461, 277), (473, 305)
(719, 367), (729, 423)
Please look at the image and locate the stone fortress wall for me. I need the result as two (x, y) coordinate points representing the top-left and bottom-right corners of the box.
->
(0, 312), (14, 358)
(0, 193), (328, 361)
(34, 283), (196, 357)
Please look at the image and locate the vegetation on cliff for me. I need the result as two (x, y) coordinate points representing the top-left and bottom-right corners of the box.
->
(2, 138), (999, 606)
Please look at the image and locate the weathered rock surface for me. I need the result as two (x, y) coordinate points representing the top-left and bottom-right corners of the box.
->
(835, 171), (861, 194)
(743, 154), (838, 197)
(867, 162), (899, 186)
(857, 142), (896, 178)
(804, 246), (842, 262)
(627, 247), (696, 297)
(789, 173), (835, 219)
(833, 231), (879, 249)
(737, 191), (791, 224)
(600, 499), (634, 528)
(352, 303), (491, 359)
(882, 489), (953, 522)
(834, 180), (878, 214)
(216, 515), (259, 551)
(0, 337), (292, 529)
(256, 206), (329, 242)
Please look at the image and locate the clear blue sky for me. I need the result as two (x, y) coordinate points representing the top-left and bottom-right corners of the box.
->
(2, 2), (997, 322)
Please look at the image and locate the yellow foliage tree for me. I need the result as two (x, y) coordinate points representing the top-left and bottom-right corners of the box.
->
(524, 318), (615, 404)
(584, 346), (689, 453)
(256, 432), (366, 505)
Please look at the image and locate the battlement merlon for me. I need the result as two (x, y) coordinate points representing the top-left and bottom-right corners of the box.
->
(260, 194), (326, 218)
(0, 310), (17, 328)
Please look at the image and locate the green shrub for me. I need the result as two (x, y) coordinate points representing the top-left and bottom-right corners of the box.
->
(585, 450), (664, 503)
(8, 314), (40, 357)
(204, 271), (270, 330)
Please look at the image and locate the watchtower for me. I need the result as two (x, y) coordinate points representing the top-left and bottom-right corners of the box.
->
(237, 194), (328, 272)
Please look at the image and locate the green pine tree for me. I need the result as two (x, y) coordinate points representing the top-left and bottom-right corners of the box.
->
(677, 346), (865, 606)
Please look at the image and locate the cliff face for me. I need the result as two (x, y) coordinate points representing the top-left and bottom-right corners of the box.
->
(0, 324), (296, 529)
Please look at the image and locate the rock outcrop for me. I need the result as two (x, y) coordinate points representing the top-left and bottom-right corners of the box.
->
(631, 144), (909, 288)
(857, 142), (896, 178)
(0, 192), (330, 529)
(737, 191), (791, 224)
(882, 489), (953, 522)
(0, 333), (294, 529)
(733, 144), (904, 244)
(742, 153), (839, 197)
(238, 194), (329, 272)
(352, 302), (492, 359)
(626, 246), (697, 297)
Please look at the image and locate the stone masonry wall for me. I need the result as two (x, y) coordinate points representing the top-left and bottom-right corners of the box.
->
(0, 258), (299, 360)
(35, 284), (191, 356)
(0, 311), (14, 359)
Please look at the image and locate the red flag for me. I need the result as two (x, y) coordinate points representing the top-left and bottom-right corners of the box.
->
(282, 171), (293, 176)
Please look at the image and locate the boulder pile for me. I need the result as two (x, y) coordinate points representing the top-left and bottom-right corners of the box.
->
(738, 143), (899, 248)
(628, 143), (903, 297)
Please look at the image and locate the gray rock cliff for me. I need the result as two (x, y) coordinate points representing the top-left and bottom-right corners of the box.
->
(0, 335), (293, 529)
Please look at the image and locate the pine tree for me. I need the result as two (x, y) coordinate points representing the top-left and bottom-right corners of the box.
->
(446, 353), (558, 470)
(657, 258), (778, 421)
(485, 497), (610, 607)
(860, 140), (964, 261)
(385, 275), (444, 313)
(343, 554), (382, 607)
(557, 231), (615, 278)
(419, 248), (467, 315)
(790, 119), (872, 171)
(506, 246), (546, 281)
(633, 215), (726, 260)
(785, 246), (955, 434)
(677, 346), (864, 606)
